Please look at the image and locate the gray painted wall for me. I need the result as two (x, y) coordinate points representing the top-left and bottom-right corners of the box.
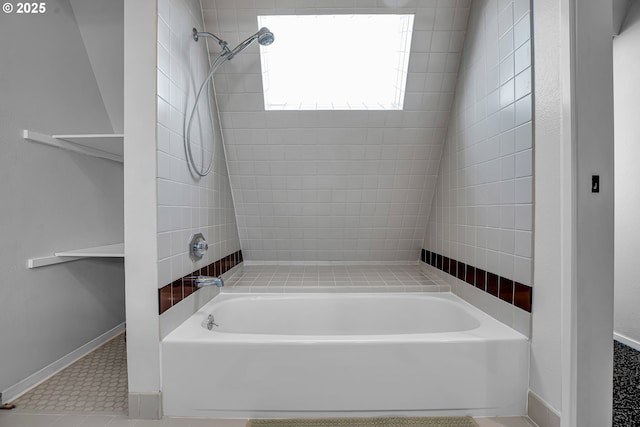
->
(69, 0), (124, 133)
(614, 0), (640, 348)
(0, 0), (125, 397)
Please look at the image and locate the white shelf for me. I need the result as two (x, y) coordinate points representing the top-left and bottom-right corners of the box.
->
(55, 243), (124, 257)
(28, 243), (124, 269)
(23, 130), (123, 163)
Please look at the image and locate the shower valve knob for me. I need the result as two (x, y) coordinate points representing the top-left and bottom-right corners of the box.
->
(194, 240), (208, 253)
(189, 233), (208, 259)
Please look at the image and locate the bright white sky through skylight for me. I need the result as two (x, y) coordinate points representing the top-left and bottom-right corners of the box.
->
(258, 14), (415, 111)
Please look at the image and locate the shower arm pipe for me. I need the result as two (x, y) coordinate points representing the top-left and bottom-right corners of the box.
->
(192, 28), (231, 56)
(192, 27), (274, 61)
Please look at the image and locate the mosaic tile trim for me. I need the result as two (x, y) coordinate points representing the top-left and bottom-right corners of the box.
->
(158, 250), (243, 314)
(420, 249), (532, 312)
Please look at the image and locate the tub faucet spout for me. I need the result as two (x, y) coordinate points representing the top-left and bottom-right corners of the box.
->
(193, 275), (224, 288)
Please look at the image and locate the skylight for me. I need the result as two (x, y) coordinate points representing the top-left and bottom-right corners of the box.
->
(257, 14), (415, 111)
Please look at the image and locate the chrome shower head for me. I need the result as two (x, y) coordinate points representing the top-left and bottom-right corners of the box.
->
(227, 27), (275, 60)
(256, 27), (275, 46)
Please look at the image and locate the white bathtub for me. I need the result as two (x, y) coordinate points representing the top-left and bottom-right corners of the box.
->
(162, 292), (529, 418)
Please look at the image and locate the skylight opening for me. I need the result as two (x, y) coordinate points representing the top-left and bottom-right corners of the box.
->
(257, 14), (414, 111)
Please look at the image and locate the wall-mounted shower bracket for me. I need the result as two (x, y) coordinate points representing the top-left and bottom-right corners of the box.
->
(192, 27), (230, 55)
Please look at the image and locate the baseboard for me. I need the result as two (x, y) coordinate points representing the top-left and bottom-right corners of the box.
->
(1, 322), (126, 404)
(528, 390), (561, 427)
(614, 332), (640, 352)
(129, 392), (162, 419)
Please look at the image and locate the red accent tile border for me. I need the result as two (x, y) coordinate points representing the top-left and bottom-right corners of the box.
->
(158, 250), (243, 315)
(421, 248), (532, 313)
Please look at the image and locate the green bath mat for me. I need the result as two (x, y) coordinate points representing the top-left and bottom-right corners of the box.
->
(246, 417), (479, 427)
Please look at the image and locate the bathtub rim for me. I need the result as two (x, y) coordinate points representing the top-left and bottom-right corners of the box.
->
(162, 291), (529, 344)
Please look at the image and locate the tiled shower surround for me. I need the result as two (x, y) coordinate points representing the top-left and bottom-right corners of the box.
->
(424, 0), (534, 291)
(157, 0), (242, 292)
(157, 0), (533, 319)
(421, 248), (532, 312)
(203, 0), (472, 262)
(159, 250), (243, 314)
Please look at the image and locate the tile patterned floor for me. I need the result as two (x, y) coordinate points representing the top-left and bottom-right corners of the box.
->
(10, 333), (128, 413)
(0, 412), (246, 426)
(224, 265), (450, 293)
(473, 419), (536, 427)
(0, 413), (537, 427)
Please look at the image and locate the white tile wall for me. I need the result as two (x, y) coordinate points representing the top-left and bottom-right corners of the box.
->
(157, 0), (241, 288)
(202, 0), (471, 262)
(424, 0), (533, 287)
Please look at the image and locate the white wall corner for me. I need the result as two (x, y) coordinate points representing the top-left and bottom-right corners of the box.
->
(124, 0), (160, 398)
(531, 0), (573, 420)
(572, 0), (615, 425)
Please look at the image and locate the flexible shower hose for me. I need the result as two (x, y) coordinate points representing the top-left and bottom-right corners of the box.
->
(183, 53), (226, 177)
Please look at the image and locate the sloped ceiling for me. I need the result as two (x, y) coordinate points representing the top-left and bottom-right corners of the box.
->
(201, 0), (470, 262)
(614, 0), (640, 35)
(69, 0), (124, 133)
